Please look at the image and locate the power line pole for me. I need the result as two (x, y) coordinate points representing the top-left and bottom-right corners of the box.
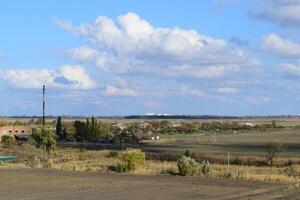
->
(227, 151), (230, 174)
(42, 85), (45, 129)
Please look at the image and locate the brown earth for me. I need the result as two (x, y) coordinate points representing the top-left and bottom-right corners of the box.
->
(0, 169), (299, 200)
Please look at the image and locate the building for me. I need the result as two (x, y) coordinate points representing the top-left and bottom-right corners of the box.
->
(0, 126), (32, 141)
(242, 122), (255, 127)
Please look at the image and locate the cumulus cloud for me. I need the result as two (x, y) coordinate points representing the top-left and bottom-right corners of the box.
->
(0, 65), (95, 89)
(262, 33), (300, 57)
(278, 61), (300, 77)
(251, 0), (300, 27)
(57, 12), (260, 79)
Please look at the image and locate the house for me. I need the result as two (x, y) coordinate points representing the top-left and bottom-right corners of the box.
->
(0, 126), (32, 141)
(242, 122), (255, 127)
(111, 123), (127, 131)
(137, 122), (152, 130)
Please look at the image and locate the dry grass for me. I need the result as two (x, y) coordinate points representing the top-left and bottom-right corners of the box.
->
(1, 144), (299, 184)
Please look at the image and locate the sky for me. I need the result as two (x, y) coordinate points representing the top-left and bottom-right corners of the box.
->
(1, 0), (300, 116)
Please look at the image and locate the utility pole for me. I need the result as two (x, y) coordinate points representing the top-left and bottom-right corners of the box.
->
(227, 151), (230, 174)
(42, 85), (45, 129)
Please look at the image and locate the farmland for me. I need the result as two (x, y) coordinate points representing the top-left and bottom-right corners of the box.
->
(144, 128), (300, 157)
(1, 117), (300, 199)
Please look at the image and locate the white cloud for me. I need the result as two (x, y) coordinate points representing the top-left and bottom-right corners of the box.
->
(0, 65), (95, 89)
(262, 33), (300, 57)
(57, 12), (260, 79)
(252, 0), (300, 27)
(190, 89), (205, 97)
(175, 84), (205, 97)
(217, 87), (239, 93)
(278, 61), (300, 77)
(104, 85), (138, 96)
(245, 96), (272, 104)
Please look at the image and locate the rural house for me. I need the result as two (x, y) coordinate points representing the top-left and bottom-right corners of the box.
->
(0, 126), (32, 141)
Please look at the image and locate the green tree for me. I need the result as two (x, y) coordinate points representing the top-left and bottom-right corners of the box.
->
(31, 128), (56, 153)
(74, 120), (89, 141)
(55, 116), (62, 140)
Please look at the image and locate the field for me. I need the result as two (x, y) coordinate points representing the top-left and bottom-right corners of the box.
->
(0, 168), (299, 200)
(1, 117), (300, 199)
(144, 128), (300, 157)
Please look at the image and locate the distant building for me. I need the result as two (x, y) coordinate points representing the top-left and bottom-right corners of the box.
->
(0, 126), (32, 141)
(111, 123), (127, 131)
(242, 122), (255, 127)
(138, 122), (151, 130)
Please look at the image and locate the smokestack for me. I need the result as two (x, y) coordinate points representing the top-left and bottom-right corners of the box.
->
(42, 85), (45, 128)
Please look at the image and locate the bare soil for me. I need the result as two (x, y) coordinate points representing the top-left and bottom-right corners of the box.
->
(0, 169), (299, 200)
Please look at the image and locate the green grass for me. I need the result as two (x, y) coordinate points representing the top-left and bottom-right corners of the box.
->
(143, 129), (300, 158)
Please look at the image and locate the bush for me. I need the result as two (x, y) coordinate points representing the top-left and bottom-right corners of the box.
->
(1, 135), (17, 146)
(266, 142), (283, 166)
(27, 156), (42, 168)
(106, 151), (119, 158)
(31, 128), (56, 153)
(46, 159), (54, 168)
(108, 163), (126, 173)
(120, 149), (145, 172)
(177, 156), (199, 176)
(201, 161), (210, 175)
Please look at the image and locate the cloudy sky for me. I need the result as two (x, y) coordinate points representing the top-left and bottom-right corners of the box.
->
(1, 0), (300, 116)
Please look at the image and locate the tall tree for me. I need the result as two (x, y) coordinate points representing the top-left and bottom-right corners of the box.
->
(56, 116), (62, 140)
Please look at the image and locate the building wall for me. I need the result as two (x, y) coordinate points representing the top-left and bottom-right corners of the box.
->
(0, 126), (32, 141)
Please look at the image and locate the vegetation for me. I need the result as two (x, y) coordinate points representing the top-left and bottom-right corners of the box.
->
(0, 117), (299, 185)
(1, 135), (17, 146)
(120, 149), (145, 172)
(266, 142), (283, 166)
(30, 128), (56, 153)
(177, 156), (199, 176)
(56, 116), (62, 140)
(73, 116), (111, 142)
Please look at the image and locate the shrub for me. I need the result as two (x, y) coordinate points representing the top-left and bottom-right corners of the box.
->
(108, 163), (126, 173)
(31, 128), (56, 153)
(266, 142), (283, 166)
(177, 156), (199, 176)
(120, 149), (145, 172)
(27, 156), (42, 168)
(1, 135), (17, 146)
(106, 151), (119, 158)
(201, 161), (210, 175)
(45, 159), (54, 168)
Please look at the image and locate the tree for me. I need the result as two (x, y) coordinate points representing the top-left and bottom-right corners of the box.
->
(62, 128), (68, 140)
(74, 120), (89, 142)
(31, 128), (56, 153)
(266, 142), (283, 166)
(55, 116), (62, 140)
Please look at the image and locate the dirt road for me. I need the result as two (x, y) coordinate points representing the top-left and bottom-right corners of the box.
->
(0, 169), (298, 200)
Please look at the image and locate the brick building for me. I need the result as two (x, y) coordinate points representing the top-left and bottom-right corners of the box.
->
(0, 126), (32, 141)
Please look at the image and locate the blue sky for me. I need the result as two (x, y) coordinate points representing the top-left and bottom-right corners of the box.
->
(1, 0), (300, 116)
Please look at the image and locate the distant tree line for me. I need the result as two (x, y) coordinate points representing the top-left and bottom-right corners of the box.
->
(53, 117), (286, 144)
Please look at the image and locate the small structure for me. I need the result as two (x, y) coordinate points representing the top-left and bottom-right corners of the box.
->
(243, 122), (255, 127)
(111, 123), (127, 131)
(0, 126), (32, 141)
(138, 122), (151, 130)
